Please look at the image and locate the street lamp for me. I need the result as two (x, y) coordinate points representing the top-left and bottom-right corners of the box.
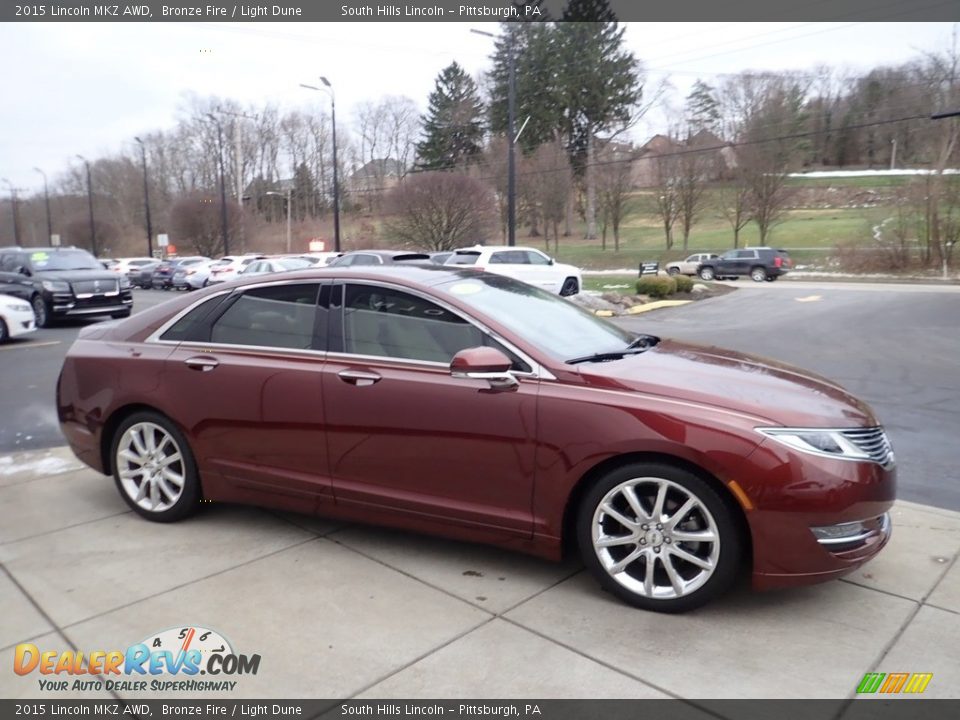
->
(32, 168), (53, 246)
(265, 189), (292, 253)
(205, 114), (231, 256)
(133, 137), (154, 258)
(472, 27), (516, 246)
(75, 155), (97, 257)
(1, 178), (21, 246)
(300, 78), (341, 252)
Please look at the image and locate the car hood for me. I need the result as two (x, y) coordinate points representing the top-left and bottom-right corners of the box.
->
(577, 339), (877, 428)
(554, 262), (581, 275)
(34, 269), (121, 282)
(0, 293), (30, 308)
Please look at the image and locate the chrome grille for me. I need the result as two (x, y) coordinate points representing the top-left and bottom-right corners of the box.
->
(840, 427), (895, 468)
(72, 279), (119, 296)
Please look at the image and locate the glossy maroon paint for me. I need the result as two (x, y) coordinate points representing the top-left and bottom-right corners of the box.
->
(57, 267), (895, 589)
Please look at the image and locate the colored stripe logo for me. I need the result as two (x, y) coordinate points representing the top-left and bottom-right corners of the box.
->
(857, 672), (933, 694)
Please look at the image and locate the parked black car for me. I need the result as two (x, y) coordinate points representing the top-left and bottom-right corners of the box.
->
(152, 256), (210, 290)
(697, 247), (793, 282)
(0, 247), (133, 327)
(131, 261), (161, 289)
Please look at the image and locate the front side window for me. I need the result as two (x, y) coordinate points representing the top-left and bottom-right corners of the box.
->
(524, 251), (551, 266)
(340, 283), (524, 368)
(210, 284), (320, 349)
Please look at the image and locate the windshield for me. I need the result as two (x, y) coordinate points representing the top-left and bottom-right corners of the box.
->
(30, 250), (102, 272)
(436, 274), (635, 362)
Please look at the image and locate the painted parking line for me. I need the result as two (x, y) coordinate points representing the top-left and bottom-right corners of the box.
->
(795, 295), (823, 303)
(0, 340), (61, 351)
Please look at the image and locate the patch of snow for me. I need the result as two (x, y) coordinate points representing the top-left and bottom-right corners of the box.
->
(790, 169), (959, 178)
(0, 455), (82, 478)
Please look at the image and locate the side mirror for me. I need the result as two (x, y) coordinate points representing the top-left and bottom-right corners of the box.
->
(451, 347), (518, 392)
(15, 266), (30, 277)
(548, 257), (555, 265)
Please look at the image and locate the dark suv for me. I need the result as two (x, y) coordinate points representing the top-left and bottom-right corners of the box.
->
(0, 247), (134, 327)
(697, 247), (792, 282)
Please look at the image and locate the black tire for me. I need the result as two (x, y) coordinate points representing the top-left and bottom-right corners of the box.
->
(560, 277), (579, 296)
(0, 318), (8, 344)
(32, 295), (51, 328)
(750, 266), (768, 282)
(110, 411), (202, 523)
(765, 276), (778, 282)
(667, 267), (681, 276)
(698, 267), (715, 281)
(577, 461), (743, 613)
(111, 309), (132, 320)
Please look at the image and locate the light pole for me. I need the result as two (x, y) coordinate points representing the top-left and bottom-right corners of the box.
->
(206, 114), (231, 256)
(75, 155), (97, 257)
(300, 78), (341, 252)
(265, 189), (292, 253)
(1, 178), (21, 246)
(472, 28), (516, 246)
(133, 137), (154, 257)
(32, 168), (53, 246)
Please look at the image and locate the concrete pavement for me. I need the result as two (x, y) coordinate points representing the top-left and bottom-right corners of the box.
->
(1, 446), (958, 705)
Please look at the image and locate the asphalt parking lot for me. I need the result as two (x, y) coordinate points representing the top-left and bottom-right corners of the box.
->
(1, 280), (959, 705)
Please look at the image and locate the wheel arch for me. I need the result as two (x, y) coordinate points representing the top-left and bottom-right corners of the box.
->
(560, 451), (752, 566)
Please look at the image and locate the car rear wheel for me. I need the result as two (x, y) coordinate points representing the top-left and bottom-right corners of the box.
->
(750, 267), (768, 282)
(560, 277), (579, 296)
(765, 276), (778, 282)
(111, 412), (201, 522)
(577, 462), (742, 612)
(698, 267), (715, 281)
(32, 296), (51, 328)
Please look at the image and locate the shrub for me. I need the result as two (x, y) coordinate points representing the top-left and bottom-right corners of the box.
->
(636, 276), (677, 299)
(673, 275), (694, 293)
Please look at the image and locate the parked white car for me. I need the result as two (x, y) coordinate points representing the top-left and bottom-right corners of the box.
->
(206, 255), (267, 285)
(112, 257), (156, 276)
(240, 257), (313, 276)
(446, 246), (582, 296)
(665, 253), (721, 277)
(0, 293), (37, 343)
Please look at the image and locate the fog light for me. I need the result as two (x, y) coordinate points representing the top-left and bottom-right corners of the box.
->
(810, 514), (889, 546)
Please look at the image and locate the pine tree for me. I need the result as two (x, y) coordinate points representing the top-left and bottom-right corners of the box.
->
(415, 62), (485, 170)
(292, 162), (315, 221)
(686, 80), (722, 136)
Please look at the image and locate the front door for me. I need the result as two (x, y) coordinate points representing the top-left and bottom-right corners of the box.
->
(321, 281), (539, 535)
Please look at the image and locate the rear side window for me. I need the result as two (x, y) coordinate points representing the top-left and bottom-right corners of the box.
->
(210, 284), (320, 350)
(159, 295), (231, 342)
(490, 251), (529, 265)
(448, 252), (479, 266)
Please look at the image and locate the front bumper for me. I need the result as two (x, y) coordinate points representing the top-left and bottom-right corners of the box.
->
(741, 439), (896, 589)
(5, 309), (36, 338)
(50, 291), (133, 318)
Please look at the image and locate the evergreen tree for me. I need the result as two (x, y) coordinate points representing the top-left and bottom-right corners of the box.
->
(415, 62), (485, 170)
(292, 162), (315, 220)
(686, 80), (722, 136)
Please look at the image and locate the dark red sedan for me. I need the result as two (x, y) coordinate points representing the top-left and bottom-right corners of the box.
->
(57, 266), (895, 612)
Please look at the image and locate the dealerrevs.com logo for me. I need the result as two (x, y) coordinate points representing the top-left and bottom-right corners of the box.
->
(14, 626), (261, 693)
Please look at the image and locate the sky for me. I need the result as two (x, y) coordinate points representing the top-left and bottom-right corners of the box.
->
(0, 21), (954, 194)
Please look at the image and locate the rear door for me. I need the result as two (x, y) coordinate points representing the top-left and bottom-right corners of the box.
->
(159, 281), (333, 512)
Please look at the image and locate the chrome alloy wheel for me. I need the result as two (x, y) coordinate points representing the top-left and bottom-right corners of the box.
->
(592, 477), (721, 600)
(116, 422), (186, 513)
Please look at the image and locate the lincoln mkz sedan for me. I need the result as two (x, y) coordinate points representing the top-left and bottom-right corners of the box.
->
(57, 266), (895, 612)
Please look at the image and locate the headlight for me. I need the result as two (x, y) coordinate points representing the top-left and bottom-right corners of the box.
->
(41, 280), (71, 293)
(11, 302), (31, 312)
(756, 428), (871, 462)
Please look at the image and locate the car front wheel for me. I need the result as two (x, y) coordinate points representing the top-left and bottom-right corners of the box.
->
(698, 267), (715, 281)
(111, 412), (201, 522)
(0, 318), (8, 344)
(577, 462), (742, 612)
(32, 296), (51, 328)
(667, 267), (680, 276)
(750, 267), (768, 282)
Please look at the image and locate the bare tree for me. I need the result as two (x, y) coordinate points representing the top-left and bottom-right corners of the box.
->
(718, 171), (752, 249)
(676, 142), (709, 251)
(595, 142), (634, 252)
(653, 156), (681, 250)
(528, 140), (573, 253)
(169, 193), (243, 257)
(384, 172), (496, 251)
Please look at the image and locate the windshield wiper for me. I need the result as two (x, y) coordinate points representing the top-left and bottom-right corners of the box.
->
(566, 334), (660, 365)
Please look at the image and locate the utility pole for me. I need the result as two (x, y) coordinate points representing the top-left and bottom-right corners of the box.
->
(75, 156), (97, 257)
(266, 189), (292, 253)
(472, 28), (516, 245)
(215, 107), (258, 202)
(33, 168), (53, 246)
(300, 79), (341, 252)
(1, 179), (22, 246)
(206, 114), (231, 256)
(134, 137), (154, 257)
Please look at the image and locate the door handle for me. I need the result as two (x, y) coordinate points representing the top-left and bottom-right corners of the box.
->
(338, 369), (381, 387)
(184, 356), (219, 372)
